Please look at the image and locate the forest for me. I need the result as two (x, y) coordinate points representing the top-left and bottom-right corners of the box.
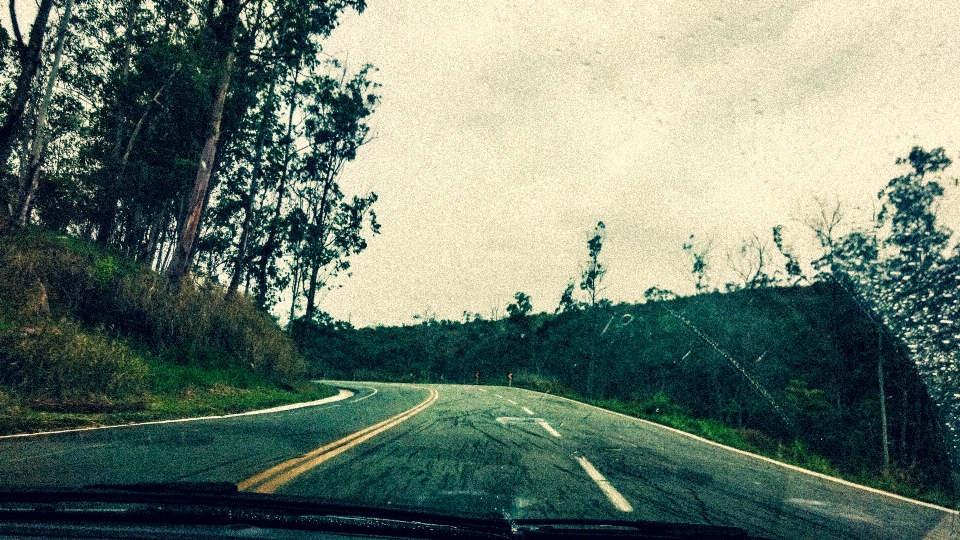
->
(0, 0), (379, 317)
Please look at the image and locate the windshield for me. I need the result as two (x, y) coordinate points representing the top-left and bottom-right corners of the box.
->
(1, 1), (959, 539)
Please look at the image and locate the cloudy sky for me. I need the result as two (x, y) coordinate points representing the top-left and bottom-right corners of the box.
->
(7, 0), (959, 326)
(310, 0), (960, 327)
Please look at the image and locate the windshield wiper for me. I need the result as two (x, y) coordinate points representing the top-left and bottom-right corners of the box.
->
(511, 518), (753, 538)
(0, 484), (771, 539)
(85, 481), (239, 494)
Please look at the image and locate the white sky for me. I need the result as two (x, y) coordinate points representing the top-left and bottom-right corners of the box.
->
(309, 0), (960, 327)
(7, 0), (960, 327)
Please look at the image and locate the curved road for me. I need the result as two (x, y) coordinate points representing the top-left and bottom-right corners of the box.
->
(0, 383), (955, 539)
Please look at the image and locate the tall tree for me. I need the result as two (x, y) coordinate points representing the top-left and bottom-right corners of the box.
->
(0, 0), (56, 191)
(580, 221), (606, 306)
(8, 0), (74, 229)
(682, 234), (712, 293)
(165, 0), (367, 287)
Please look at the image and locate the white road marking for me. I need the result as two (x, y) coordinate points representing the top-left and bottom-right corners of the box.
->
(522, 407), (535, 415)
(536, 419), (561, 437)
(494, 393), (518, 405)
(576, 457), (634, 512)
(348, 386), (379, 403)
(0, 389), (356, 439)
(496, 416), (560, 437)
(547, 393), (960, 515)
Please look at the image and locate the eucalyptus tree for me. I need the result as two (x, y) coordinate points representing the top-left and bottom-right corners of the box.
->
(287, 62), (380, 322)
(580, 221), (606, 306)
(0, 0), (56, 183)
(164, 0), (368, 287)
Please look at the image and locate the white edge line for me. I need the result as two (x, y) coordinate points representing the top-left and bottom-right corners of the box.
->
(536, 419), (561, 437)
(0, 389), (356, 440)
(543, 391), (959, 515)
(346, 386), (378, 403)
(522, 407), (535, 415)
(576, 456), (633, 512)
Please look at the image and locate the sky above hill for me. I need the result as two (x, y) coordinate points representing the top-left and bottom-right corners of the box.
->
(310, 0), (960, 327)
(7, 0), (960, 327)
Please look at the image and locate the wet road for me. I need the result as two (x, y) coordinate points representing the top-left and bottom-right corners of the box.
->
(0, 383), (955, 539)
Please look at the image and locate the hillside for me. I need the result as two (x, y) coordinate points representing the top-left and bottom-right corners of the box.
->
(0, 229), (335, 434)
(293, 284), (954, 505)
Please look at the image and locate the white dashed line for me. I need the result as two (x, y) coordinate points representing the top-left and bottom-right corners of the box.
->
(521, 407), (535, 415)
(576, 457), (633, 512)
(536, 419), (561, 437)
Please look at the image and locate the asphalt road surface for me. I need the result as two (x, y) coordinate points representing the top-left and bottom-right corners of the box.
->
(0, 383), (955, 539)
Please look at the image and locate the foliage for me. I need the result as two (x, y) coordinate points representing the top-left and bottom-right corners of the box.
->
(0, 0), (379, 321)
(579, 221), (606, 306)
(0, 320), (147, 401)
(0, 230), (306, 406)
(682, 234), (711, 293)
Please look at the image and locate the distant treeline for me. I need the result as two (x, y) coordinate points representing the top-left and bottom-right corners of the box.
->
(292, 282), (952, 496)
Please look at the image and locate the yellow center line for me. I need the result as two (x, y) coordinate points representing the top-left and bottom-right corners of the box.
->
(238, 388), (439, 494)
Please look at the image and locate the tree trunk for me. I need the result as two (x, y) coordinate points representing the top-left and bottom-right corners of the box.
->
(96, 0), (137, 245)
(10, 0), (73, 229)
(166, 50), (235, 287)
(0, 0), (55, 199)
(227, 77), (276, 297)
(254, 74), (299, 304)
(878, 327), (890, 469)
(304, 262), (321, 321)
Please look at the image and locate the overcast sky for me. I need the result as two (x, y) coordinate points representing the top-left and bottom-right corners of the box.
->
(304, 0), (960, 327)
(6, 0), (960, 326)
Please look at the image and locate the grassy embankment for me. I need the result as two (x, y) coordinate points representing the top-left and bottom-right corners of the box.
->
(514, 375), (956, 508)
(0, 229), (335, 435)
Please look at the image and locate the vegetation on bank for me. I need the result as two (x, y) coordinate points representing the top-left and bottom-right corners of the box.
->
(0, 229), (334, 435)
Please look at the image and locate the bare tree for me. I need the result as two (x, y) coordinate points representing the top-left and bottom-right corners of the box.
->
(726, 234), (774, 290)
(806, 197), (845, 281)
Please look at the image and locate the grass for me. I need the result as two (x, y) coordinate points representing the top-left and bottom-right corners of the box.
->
(581, 393), (956, 508)
(0, 380), (338, 435)
(0, 228), (331, 436)
(508, 375), (955, 508)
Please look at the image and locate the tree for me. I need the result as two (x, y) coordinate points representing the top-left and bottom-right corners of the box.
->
(682, 234), (711, 293)
(556, 281), (576, 314)
(0, 0), (56, 184)
(807, 197), (844, 282)
(831, 146), (959, 470)
(288, 63), (380, 322)
(8, 0), (74, 229)
(165, 0), (368, 287)
(726, 234), (774, 291)
(506, 291), (532, 320)
(580, 221), (606, 306)
(772, 225), (805, 285)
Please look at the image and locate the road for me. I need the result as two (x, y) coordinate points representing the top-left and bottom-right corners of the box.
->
(0, 382), (955, 539)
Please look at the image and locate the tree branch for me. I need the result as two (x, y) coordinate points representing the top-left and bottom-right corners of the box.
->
(9, 0), (24, 50)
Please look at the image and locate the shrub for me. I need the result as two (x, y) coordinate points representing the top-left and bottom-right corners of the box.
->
(0, 321), (147, 401)
(0, 230), (304, 385)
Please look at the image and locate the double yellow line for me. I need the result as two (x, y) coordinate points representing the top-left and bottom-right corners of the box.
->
(239, 388), (439, 494)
